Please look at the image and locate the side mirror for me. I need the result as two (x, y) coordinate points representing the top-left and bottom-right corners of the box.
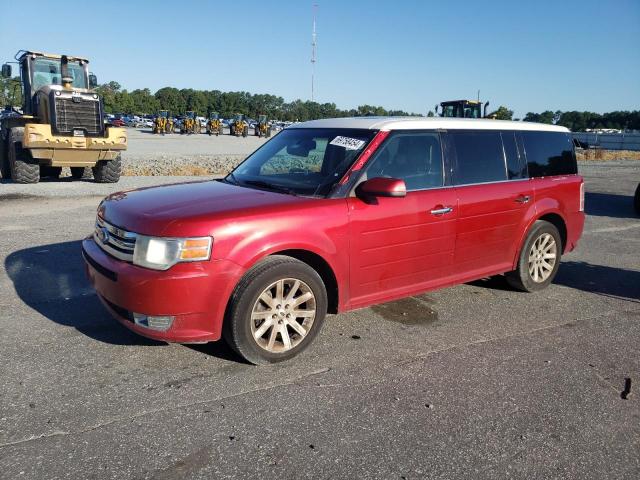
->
(356, 177), (407, 199)
(1, 64), (12, 78)
(88, 74), (98, 88)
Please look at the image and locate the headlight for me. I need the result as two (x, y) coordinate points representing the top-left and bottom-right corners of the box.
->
(133, 235), (212, 270)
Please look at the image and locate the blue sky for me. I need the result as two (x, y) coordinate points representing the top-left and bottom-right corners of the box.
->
(1, 0), (638, 117)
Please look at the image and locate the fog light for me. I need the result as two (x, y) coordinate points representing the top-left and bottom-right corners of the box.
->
(133, 313), (174, 331)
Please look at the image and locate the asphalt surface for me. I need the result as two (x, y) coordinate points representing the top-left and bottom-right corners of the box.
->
(0, 161), (639, 479)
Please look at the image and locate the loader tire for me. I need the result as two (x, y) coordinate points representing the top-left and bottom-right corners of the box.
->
(92, 155), (121, 183)
(8, 128), (39, 184)
(243, 126), (248, 137)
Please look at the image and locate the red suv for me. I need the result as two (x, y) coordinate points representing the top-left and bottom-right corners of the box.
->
(83, 117), (584, 364)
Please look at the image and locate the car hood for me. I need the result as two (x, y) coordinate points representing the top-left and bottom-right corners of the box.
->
(99, 180), (312, 237)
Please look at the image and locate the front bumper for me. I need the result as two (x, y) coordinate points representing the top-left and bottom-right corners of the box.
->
(23, 123), (127, 166)
(82, 237), (243, 343)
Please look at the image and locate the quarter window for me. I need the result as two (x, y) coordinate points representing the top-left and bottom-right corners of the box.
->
(521, 131), (577, 177)
(363, 132), (443, 190)
(451, 132), (507, 185)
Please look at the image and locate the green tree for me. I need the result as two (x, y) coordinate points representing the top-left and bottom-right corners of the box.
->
(491, 106), (513, 120)
(0, 76), (23, 108)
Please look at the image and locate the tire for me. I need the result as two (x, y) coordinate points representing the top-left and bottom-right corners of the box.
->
(92, 155), (121, 183)
(242, 126), (248, 137)
(506, 220), (562, 292)
(223, 255), (328, 365)
(8, 128), (39, 184)
(634, 183), (640, 215)
(71, 167), (90, 179)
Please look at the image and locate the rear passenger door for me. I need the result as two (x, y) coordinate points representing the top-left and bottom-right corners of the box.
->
(347, 131), (458, 307)
(447, 130), (533, 278)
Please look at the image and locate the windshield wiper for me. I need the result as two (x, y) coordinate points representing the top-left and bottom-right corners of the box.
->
(242, 179), (296, 195)
(221, 172), (240, 185)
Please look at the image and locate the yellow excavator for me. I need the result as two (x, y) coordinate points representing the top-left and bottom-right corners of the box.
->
(206, 112), (223, 136)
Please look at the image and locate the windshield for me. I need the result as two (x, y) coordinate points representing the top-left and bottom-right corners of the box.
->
(31, 58), (87, 91)
(227, 128), (377, 197)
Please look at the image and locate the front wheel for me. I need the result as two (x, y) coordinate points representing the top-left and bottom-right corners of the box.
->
(506, 220), (562, 292)
(223, 256), (328, 365)
(92, 155), (121, 183)
(8, 128), (39, 184)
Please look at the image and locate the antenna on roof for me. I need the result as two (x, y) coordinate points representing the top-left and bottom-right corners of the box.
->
(311, 3), (318, 102)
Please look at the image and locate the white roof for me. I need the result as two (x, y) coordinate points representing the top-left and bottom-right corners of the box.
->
(293, 117), (569, 132)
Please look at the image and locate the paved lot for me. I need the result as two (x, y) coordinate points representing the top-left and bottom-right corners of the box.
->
(0, 161), (639, 479)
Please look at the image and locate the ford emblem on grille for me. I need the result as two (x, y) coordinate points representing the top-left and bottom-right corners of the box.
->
(97, 227), (110, 244)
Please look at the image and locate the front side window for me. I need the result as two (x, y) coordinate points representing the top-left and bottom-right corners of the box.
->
(521, 131), (577, 177)
(450, 131), (507, 185)
(228, 128), (377, 196)
(31, 58), (87, 91)
(362, 132), (443, 191)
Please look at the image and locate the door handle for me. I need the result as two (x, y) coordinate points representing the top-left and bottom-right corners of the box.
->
(430, 206), (453, 216)
(515, 195), (531, 204)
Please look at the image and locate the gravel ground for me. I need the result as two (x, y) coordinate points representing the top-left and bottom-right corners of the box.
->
(0, 160), (639, 479)
(120, 128), (269, 176)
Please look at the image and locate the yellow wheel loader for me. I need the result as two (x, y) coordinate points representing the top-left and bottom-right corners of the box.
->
(153, 111), (167, 135)
(206, 112), (223, 136)
(254, 114), (272, 138)
(180, 111), (199, 135)
(229, 113), (248, 137)
(435, 100), (490, 119)
(0, 50), (126, 183)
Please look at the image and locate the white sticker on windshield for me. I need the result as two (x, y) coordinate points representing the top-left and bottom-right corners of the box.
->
(330, 136), (366, 150)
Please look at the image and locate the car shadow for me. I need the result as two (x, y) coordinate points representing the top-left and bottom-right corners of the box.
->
(5, 240), (160, 346)
(470, 261), (640, 301)
(4, 240), (246, 362)
(585, 191), (638, 219)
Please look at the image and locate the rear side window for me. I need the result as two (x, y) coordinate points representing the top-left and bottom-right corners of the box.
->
(364, 132), (443, 190)
(451, 132), (507, 185)
(501, 131), (527, 179)
(521, 131), (577, 177)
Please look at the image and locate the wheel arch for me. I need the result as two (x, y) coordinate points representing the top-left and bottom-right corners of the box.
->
(270, 249), (339, 314)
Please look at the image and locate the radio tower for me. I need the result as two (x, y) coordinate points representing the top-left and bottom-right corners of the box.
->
(311, 3), (318, 102)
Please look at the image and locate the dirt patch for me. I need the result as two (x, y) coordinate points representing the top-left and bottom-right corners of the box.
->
(576, 149), (640, 161)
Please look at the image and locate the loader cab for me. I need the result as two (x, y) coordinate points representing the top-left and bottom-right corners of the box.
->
(3, 51), (93, 115)
(437, 100), (489, 119)
(159, 110), (169, 118)
(209, 112), (219, 120)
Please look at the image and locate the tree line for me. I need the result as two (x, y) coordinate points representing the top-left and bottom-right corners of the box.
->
(93, 81), (418, 121)
(2, 75), (638, 130)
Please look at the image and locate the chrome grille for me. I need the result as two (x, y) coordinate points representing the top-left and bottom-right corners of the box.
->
(94, 215), (137, 262)
(55, 97), (101, 134)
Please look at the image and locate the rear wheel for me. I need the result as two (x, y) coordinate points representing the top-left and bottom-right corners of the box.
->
(223, 255), (327, 365)
(8, 128), (39, 184)
(92, 155), (121, 183)
(242, 126), (248, 137)
(506, 220), (562, 292)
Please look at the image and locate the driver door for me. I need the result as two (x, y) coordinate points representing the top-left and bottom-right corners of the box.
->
(347, 131), (457, 308)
